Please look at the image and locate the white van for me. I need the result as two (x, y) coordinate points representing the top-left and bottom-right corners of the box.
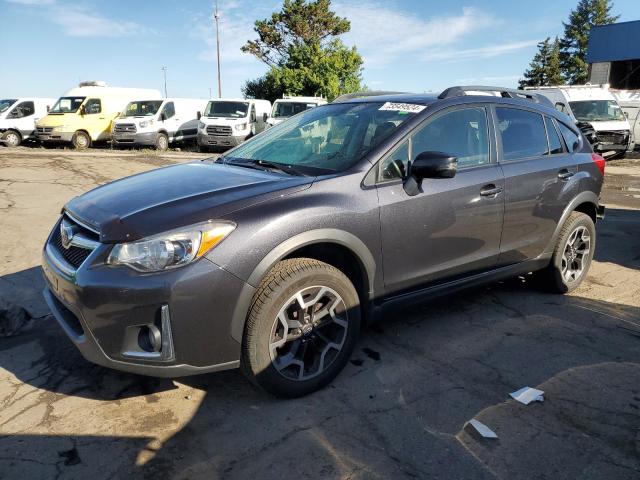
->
(267, 96), (327, 127)
(112, 98), (207, 150)
(36, 81), (161, 149)
(526, 85), (634, 157)
(197, 98), (271, 151)
(0, 98), (55, 146)
(610, 89), (640, 152)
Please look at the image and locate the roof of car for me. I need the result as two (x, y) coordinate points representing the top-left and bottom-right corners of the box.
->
(339, 93), (440, 105)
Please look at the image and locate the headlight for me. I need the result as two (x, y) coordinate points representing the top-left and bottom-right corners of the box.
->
(107, 221), (235, 272)
(52, 125), (70, 131)
(198, 121), (205, 130)
(139, 119), (154, 128)
(234, 123), (248, 131)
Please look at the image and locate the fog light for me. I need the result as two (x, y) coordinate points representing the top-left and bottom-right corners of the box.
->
(138, 324), (161, 353)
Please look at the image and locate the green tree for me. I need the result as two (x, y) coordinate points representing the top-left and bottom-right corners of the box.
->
(559, 0), (619, 84)
(241, 0), (364, 102)
(520, 37), (564, 88)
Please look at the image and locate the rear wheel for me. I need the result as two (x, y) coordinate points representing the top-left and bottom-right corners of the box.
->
(2, 130), (22, 147)
(544, 211), (595, 293)
(242, 258), (361, 397)
(71, 131), (90, 150)
(155, 133), (169, 151)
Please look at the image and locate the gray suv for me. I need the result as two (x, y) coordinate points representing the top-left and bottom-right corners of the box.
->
(42, 87), (606, 397)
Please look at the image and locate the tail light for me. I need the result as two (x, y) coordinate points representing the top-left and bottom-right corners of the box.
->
(591, 153), (605, 177)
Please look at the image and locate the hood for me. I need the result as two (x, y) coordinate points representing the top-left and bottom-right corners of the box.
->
(202, 116), (248, 125)
(588, 119), (631, 131)
(65, 161), (313, 242)
(36, 113), (76, 127)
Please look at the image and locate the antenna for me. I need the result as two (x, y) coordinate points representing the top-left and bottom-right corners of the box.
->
(214, 0), (222, 98)
(161, 66), (168, 98)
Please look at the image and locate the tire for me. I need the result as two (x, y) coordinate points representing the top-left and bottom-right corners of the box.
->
(242, 258), (361, 398)
(543, 211), (596, 293)
(155, 133), (169, 151)
(71, 131), (91, 150)
(2, 130), (22, 147)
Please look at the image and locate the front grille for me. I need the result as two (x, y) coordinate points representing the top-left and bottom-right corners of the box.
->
(597, 131), (628, 144)
(206, 125), (232, 136)
(49, 215), (100, 270)
(114, 123), (136, 133)
(37, 127), (53, 134)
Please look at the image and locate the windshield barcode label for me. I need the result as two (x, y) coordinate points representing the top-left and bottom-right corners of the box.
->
(379, 102), (426, 113)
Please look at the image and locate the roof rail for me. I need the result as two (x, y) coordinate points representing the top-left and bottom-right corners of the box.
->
(438, 86), (554, 108)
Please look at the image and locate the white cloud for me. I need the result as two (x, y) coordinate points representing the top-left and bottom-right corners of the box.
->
(423, 40), (538, 62)
(5, 0), (55, 5)
(50, 5), (153, 37)
(334, 2), (496, 68)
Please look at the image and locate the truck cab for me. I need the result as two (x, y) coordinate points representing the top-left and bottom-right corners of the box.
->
(112, 98), (207, 151)
(267, 96), (327, 127)
(197, 98), (271, 151)
(527, 85), (634, 157)
(35, 81), (161, 149)
(0, 98), (55, 147)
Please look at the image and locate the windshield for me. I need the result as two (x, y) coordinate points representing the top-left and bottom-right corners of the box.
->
(49, 96), (86, 114)
(569, 100), (626, 122)
(273, 101), (316, 118)
(0, 99), (17, 114)
(204, 101), (249, 118)
(121, 100), (163, 117)
(221, 102), (422, 175)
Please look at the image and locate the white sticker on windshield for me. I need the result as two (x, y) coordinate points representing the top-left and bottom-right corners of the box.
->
(379, 102), (426, 113)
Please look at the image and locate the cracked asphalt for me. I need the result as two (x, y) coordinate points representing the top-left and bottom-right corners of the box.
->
(0, 147), (639, 479)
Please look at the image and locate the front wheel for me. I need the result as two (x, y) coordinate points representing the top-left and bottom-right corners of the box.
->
(155, 133), (169, 151)
(2, 130), (22, 147)
(71, 131), (91, 150)
(242, 258), (361, 398)
(544, 211), (596, 293)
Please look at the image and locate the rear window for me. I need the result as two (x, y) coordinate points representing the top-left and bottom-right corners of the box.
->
(544, 117), (563, 155)
(496, 108), (548, 161)
(557, 122), (580, 153)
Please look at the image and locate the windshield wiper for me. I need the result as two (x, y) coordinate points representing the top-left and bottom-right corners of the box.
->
(223, 157), (302, 175)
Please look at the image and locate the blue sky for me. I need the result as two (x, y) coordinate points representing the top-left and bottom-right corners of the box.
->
(1, 0), (637, 99)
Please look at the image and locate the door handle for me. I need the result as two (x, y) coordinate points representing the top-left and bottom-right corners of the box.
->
(480, 184), (503, 197)
(558, 169), (574, 180)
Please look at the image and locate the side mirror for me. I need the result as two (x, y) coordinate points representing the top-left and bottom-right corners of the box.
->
(160, 112), (166, 122)
(263, 112), (268, 122)
(46, 105), (50, 112)
(79, 105), (86, 115)
(197, 111), (202, 120)
(403, 151), (457, 196)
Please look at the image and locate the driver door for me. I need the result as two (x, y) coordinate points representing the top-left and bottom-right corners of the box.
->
(375, 105), (505, 294)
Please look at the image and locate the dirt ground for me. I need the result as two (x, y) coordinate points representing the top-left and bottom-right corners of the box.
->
(0, 147), (639, 479)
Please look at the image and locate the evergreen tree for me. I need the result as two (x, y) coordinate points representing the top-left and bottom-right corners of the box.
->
(519, 37), (563, 88)
(559, 0), (619, 84)
(241, 0), (364, 102)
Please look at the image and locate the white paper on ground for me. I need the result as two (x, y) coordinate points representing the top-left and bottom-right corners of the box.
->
(465, 419), (498, 439)
(510, 387), (545, 405)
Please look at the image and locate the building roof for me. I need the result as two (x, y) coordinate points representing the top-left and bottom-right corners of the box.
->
(587, 20), (640, 63)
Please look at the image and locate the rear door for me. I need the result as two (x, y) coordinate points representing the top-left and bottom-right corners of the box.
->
(376, 105), (505, 294)
(495, 106), (578, 264)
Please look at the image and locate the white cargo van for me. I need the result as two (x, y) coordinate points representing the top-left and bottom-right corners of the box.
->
(267, 96), (327, 127)
(610, 89), (640, 152)
(36, 81), (161, 149)
(0, 98), (55, 146)
(197, 98), (271, 151)
(112, 98), (207, 150)
(526, 85), (633, 157)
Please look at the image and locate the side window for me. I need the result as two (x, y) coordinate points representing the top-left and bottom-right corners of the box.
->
(496, 107), (548, 161)
(377, 140), (409, 181)
(557, 121), (580, 153)
(84, 98), (101, 114)
(555, 102), (569, 114)
(544, 116), (563, 155)
(161, 102), (175, 119)
(8, 101), (35, 118)
(411, 107), (490, 169)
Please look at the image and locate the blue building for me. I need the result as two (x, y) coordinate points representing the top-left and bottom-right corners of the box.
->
(587, 20), (640, 89)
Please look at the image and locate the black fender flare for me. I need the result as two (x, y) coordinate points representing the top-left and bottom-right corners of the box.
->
(229, 228), (377, 343)
(542, 191), (600, 256)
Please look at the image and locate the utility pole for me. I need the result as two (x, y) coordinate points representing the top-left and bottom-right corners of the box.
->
(161, 66), (168, 98)
(214, 0), (222, 98)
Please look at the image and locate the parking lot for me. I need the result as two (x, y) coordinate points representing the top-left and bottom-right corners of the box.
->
(0, 147), (639, 479)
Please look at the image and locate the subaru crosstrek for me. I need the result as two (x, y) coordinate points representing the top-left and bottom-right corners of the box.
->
(42, 87), (606, 397)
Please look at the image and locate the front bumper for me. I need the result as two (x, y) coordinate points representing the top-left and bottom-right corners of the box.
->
(41, 227), (251, 377)
(36, 131), (74, 143)
(197, 131), (247, 148)
(112, 131), (157, 147)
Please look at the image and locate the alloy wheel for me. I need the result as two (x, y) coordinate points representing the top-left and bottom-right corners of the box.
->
(269, 286), (349, 381)
(561, 225), (590, 283)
